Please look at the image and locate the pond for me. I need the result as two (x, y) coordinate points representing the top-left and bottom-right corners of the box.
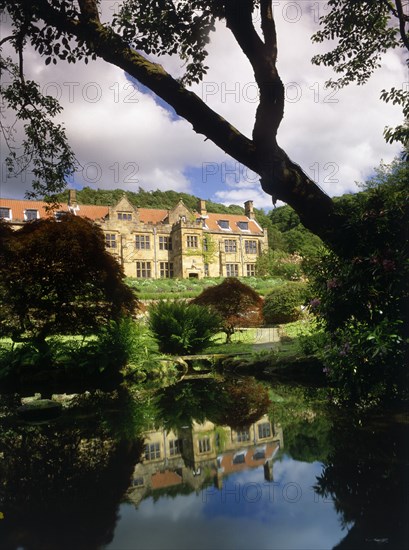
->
(0, 376), (408, 550)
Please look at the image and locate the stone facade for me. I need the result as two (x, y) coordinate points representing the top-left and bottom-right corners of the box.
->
(98, 194), (268, 279)
(0, 192), (268, 279)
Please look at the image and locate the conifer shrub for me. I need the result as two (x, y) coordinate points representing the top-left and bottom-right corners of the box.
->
(148, 300), (221, 355)
(263, 282), (308, 324)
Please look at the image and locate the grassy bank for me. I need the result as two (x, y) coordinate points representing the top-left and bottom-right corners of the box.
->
(126, 276), (284, 300)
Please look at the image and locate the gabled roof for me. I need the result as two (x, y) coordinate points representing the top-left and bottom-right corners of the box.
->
(0, 198), (109, 221)
(0, 197), (264, 235)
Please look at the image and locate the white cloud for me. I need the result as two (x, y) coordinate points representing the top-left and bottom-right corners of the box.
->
(0, 2), (406, 208)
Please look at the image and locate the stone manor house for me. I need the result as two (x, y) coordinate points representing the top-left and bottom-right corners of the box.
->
(0, 190), (268, 279)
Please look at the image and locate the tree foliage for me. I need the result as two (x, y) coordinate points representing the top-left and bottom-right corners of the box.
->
(307, 159), (409, 405)
(311, 0), (408, 148)
(256, 250), (303, 280)
(0, 392), (144, 549)
(1, 0), (408, 401)
(315, 412), (409, 548)
(0, 215), (136, 345)
(0, 59), (77, 200)
(192, 277), (263, 341)
(1, 0), (406, 245)
(269, 205), (324, 256)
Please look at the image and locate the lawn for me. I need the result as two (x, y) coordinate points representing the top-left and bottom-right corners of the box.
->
(126, 276), (285, 300)
(205, 329), (257, 355)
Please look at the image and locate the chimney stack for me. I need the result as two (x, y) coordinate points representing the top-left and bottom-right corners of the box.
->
(244, 200), (255, 220)
(68, 189), (77, 207)
(199, 199), (207, 217)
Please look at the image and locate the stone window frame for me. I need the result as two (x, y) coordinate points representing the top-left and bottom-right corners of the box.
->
(217, 219), (230, 230)
(224, 239), (237, 253)
(159, 235), (172, 250)
(258, 422), (271, 439)
(187, 235), (198, 248)
(135, 234), (151, 250)
(169, 438), (183, 456)
(105, 233), (117, 248)
(236, 428), (251, 442)
(245, 240), (258, 254)
(237, 221), (249, 231)
(136, 261), (152, 278)
(24, 209), (39, 221)
(246, 264), (256, 277)
(0, 207), (11, 220)
(198, 436), (211, 454)
(225, 263), (239, 277)
(159, 261), (174, 278)
(117, 212), (132, 221)
(144, 442), (160, 461)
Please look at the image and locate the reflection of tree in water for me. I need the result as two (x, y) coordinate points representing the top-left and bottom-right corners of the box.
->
(215, 378), (271, 429)
(157, 376), (270, 429)
(269, 384), (331, 463)
(314, 413), (409, 549)
(0, 391), (145, 550)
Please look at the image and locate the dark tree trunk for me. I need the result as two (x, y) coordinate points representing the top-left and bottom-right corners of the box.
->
(32, 0), (355, 253)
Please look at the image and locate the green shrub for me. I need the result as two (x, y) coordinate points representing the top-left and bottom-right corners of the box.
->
(256, 250), (303, 280)
(307, 158), (409, 406)
(0, 318), (159, 384)
(320, 319), (408, 406)
(297, 330), (328, 356)
(148, 300), (222, 355)
(263, 282), (308, 324)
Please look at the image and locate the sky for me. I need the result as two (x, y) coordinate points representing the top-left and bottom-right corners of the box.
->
(0, 1), (406, 210)
(107, 457), (347, 550)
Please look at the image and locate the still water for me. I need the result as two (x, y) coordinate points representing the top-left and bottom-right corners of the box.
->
(0, 376), (408, 550)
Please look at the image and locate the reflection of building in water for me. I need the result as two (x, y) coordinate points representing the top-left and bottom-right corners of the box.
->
(127, 415), (283, 507)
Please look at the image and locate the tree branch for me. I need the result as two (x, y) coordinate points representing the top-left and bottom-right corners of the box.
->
(0, 35), (14, 47)
(26, 0), (345, 248)
(33, 0), (257, 171)
(260, 0), (277, 53)
(77, 0), (100, 24)
(394, 0), (409, 51)
(224, 0), (266, 71)
(224, 1), (284, 148)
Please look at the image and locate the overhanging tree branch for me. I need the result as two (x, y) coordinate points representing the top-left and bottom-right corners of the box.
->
(6, 1), (349, 247)
(260, 0), (277, 51)
(394, 0), (409, 51)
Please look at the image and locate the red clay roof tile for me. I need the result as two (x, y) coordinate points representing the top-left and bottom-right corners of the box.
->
(0, 198), (263, 234)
